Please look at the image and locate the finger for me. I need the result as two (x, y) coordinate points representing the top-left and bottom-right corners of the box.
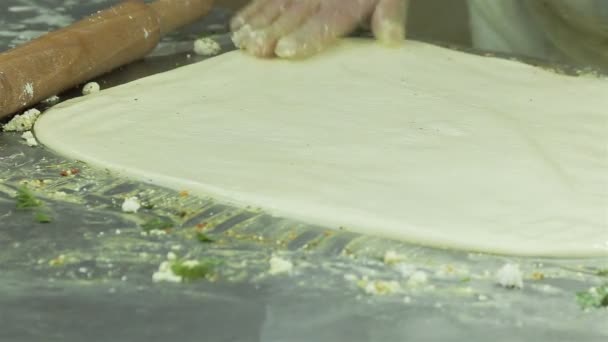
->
(244, 0), (320, 57)
(275, 0), (376, 58)
(371, 0), (409, 45)
(230, 0), (270, 31)
(232, 22), (255, 49)
(246, 0), (294, 29)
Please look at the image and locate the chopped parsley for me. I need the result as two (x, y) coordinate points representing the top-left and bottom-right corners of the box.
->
(34, 211), (53, 224)
(597, 269), (608, 277)
(141, 202), (155, 210)
(576, 284), (608, 310)
(196, 232), (215, 243)
(16, 186), (42, 209)
(171, 259), (220, 281)
(141, 218), (174, 231)
(16, 186), (53, 224)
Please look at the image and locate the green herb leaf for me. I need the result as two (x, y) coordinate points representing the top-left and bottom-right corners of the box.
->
(16, 186), (42, 209)
(141, 218), (174, 232)
(597, 269), (608, 277)
(196, 232), (214, 243)
(35, 211), (53, 224)
(141, 202), (155, 210)
(576, 284), (608, 310)
(171, 259), (220, 281)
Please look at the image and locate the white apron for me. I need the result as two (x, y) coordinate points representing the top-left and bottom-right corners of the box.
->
(468, 0), (608, 69)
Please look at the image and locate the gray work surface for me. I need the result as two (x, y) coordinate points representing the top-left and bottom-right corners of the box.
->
(1, 1), (607, 342)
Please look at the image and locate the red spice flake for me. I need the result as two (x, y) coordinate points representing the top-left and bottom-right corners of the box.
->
(60, 168), (80, 177)
(179, 190), (190, 198)
(196, 223), (208, 231)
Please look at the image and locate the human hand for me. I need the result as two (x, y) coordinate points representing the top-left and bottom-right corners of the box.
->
(231, 0), (409, 59)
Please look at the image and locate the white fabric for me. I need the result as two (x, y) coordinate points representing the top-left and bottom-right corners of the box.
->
(468, 0), (608, 60)
(468, 0), (555, 59)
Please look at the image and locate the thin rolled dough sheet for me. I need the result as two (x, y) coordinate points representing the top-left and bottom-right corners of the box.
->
(35, 39), (608, 257)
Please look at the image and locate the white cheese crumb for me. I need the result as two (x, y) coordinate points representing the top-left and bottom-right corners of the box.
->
(121, 197), (141, 213)
(496, 263), (524, 289)
(383, 250), (406, 265)
(268, 255), (293, 275)
(167, 252), (177, 261)
(82, 82), (101, 95)
(3, 108), (41, 132)
(193, 37), (221, 56)
(20, 131), (38, 147)
(407, 271), (428, 287)
(42, 95), (60, 105)
(148, 229), (167, 237)
(344, 273), (358, 282)
(358, 277), (401, 296)
(394, 263), (417, 278)
(152, 261), (182, 283)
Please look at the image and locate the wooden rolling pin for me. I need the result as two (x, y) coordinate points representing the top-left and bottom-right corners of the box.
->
(0, 0), (214, 120)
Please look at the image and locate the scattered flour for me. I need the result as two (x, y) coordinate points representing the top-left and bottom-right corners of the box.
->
(357, 276), (402, 296)
(3, 108), (41, 132)
(434, 264), (470, 279)
(407, 270), (429, 287)
(20, 131), (38, 147)
(394, 263), (417, 278)
(121, 197), (141, 213)
(82, 82), (101, 95)
(383, 250), (406, 265)
(268, 254), (293, 275)
(193, 37), (221, 56)
(24, 83), (35, 98)
(8, 6), (37, 13)
(496, 263), (524, 289)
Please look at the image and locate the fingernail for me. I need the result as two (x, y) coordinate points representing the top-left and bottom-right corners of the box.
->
(231, 25), (253, 48)
(250, 29), (269, 47)
(275, 38), (298, 58)
(247, 30), (273, 56)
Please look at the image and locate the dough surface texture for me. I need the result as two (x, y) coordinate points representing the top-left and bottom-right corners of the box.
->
(35, 40), (608, 257)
